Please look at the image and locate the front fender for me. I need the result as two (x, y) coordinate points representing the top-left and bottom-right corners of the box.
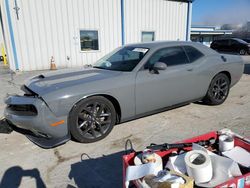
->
(40, 73), (136, 121)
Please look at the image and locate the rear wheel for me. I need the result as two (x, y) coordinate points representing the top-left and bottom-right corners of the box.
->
(69, 96), (116, 143)
(239, 49), (246, 55)
(202, 73), (230, 105)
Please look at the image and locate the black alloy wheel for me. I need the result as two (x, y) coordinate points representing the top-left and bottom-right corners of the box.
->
(203, 73), (230, 105)
(69, 96), (116, 143)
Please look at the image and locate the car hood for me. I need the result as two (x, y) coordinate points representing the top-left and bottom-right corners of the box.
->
(25, 68), (122, 96)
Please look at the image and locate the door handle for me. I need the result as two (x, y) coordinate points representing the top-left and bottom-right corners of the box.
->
(187, 68), (193, 72)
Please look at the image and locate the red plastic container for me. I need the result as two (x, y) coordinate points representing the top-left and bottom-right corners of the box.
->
(122, 131), (250, 188)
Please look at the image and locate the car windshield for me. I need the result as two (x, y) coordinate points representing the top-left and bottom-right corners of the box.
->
(93, 46), (149, 72)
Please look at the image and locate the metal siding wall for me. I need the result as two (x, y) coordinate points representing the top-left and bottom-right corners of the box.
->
(124, 0), (188, 44)
(1, 0), (15, 70)
(5, 0), (122, 71)
(3, 0), (188, 71)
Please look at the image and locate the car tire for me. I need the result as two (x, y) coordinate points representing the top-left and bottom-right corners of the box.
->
(202, 73), (230, 105)
(239, 49), (246, 55)
(69, 96), (116, 143)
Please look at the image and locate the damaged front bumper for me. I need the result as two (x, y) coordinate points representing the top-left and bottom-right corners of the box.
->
(3, 95), (70, 148)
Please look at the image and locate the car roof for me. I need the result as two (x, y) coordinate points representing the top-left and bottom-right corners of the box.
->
(124, 41), (217, 55)
(213, 39), (228, 41)
(125, 41), (200, 49)
(214, 38), (247, 43)
(232, 38), (248, 44)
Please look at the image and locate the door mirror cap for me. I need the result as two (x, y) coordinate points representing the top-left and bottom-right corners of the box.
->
(153, 62), (167, 70)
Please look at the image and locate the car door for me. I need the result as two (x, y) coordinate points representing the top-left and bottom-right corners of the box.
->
(135, 46), (199, 115)
(227, 39), (234, 53)
(224, 39), (231, 52)
(232, 39), (241, 54)
(218, 39), (227, 52)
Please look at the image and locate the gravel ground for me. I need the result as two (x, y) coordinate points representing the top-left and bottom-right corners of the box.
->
(0, 56), (250, 188)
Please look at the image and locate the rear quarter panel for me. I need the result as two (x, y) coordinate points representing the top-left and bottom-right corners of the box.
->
(221, 54), (244, 86)
(202, 54), (243, 90)
(192, 42), (244, 98)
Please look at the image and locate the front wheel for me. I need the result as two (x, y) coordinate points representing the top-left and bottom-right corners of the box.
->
(202, 73), (230, 105)
(69, 96), (116, 143)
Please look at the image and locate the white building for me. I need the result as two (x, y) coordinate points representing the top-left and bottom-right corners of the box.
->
(191, 26), (233, 47)
(0, 0), (192, 71)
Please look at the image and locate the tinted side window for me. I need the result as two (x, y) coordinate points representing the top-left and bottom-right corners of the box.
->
(223, 40), (229, 45)
(216, 40), (227, 45)
(146, 47), (189, 68)
(184, 46), (204, 63)
(231, 40), (239, 45)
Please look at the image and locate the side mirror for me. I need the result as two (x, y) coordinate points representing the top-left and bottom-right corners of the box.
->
(150, 62), (167, 74)
(154, 62), (167, 70)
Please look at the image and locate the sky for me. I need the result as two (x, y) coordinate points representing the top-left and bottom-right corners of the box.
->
(192, 0), (250, 26)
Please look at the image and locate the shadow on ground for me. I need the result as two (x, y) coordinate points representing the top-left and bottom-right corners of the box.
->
(244, 64), (250, 75)
(68, 151), (125, 188)
(0, 166), (46, 188)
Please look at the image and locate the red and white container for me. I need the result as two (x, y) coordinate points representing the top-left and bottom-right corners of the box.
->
(122, 131), (250, 188)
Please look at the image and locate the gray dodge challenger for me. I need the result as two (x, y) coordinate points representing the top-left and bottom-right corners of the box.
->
(3, 41), (244, 148)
